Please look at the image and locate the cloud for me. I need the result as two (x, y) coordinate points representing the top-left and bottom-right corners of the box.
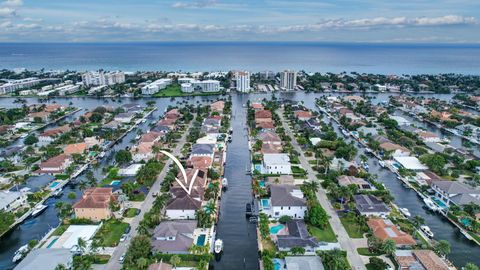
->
(0, 7), (15, 17)
(172, 0), (217, 9)
(2, 0), (22, 6)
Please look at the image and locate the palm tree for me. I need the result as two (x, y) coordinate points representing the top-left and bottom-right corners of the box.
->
(435, 240), (451, 258)
(169, 255), (181, 268)
(204, 200), (217, 216)
(412, 215), (425, 228)
(381, 239), (397, 256)
(136, 257), (149, 269)
(75, 238), (87, 254)
(304, 181), (319, 193)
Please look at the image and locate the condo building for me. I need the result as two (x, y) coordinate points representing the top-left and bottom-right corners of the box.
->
(81, 71), (125, 87)
(235, 71), (251, 92)
(280, 70), (297, 91)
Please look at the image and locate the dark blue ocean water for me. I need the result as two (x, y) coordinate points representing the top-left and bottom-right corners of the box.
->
(1, 42), (480, 74)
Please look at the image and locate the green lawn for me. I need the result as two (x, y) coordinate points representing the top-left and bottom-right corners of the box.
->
(357, 247), (384, 256)
(123, 208), (139, 218)
(51, 224), (69, 236)
(340, 217), (368, 238)
(152, 84), (222, 97)
(307, 224), (337, 242)
(94, 219), (129, 247)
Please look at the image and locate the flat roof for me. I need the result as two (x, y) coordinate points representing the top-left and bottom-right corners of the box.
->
(51, 224), (100, 249)
(394, 156), (428, 171)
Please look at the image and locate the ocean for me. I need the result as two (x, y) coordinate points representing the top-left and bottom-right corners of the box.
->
(1, 42), (480, 74)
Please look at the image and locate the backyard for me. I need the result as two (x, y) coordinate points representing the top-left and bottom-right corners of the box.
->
(307, 223), (337, 242)
(94, 219), (129, 247)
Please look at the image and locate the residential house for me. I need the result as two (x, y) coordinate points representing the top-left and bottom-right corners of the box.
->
(73, 187), (117, 222)
(294, 110), (312, 121)
(305, 118), (321, 131)
(114, 112), (135, 123)
(268, 184), (306, 219)
(151, 125), (171, 134)
(210, 100), (225, 113)
(255, 110), (273, 124)
(148, 262), (173, 270)
(151, 220), (196, 254)
(262, 153), (292, 174)
(357, 126), (379, 137)
(64, 143), (87, 155)
(380, 142), (411, 157)
(38, 125), (71, 145)
(157, 118), (177, 129)
(0, 190), (28, 212)
(261, 143), (283, 154)
(353, 194), (390, 217)
(28, 111), (50, 122)
(14, 249), (72, 270)
(284, 256), (325, 270)
(257, 131), (282, 145)
(165, 195), (201, 220)
(37, 154), (72, 174)
(431, 180), (480, 207)
(417, 131), (441, 143)
(131, 143), (155, 162)
(187, 156), (213, 170)
(277, 220), (319, 252)
(337, 175), (374, 190)
(343, 95), (364, 105)
(251, 102), (264, 111)
(367, 218), (416, 247)
(84, 137), (103, 148)
(257, 121), (275, 131)
(164, 109), (182, 121)
(203, 116), (222, 128)
(395, 250), (449, 270)
(191, 144), (215, 159)
(122, 103), (144, 113)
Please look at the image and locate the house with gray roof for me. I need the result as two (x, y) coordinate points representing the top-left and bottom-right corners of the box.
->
(165, 195), (201, 220)
(277, 220), (319, 252)
(191, 143), (215, 158)
(285, 256), (325, 270)
(353, 194), (390, 217)
(262, 153), (292, 175)
(268, 184), (306, 219)
(431, 180), (480, 207)
(152, 124), (171, 134)
(114, 112), (136, 123)
(151, 220), (196, 254)
(14, 248), (72, 270)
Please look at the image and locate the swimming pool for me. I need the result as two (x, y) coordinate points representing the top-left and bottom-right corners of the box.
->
(274, 261), (281, 270)
(110, 180), (121, 186)
(270, 224), (285, 234)
(254, 164), (263, 173)
(49, 181), (60, 189)
(460, 217), (472, 227)
(432, 197), (447, 208)
(259, 180), (266, 188)
(261, 199), (270, 210)
(196, 234), (206, 246)
(46, 238), (58, 248)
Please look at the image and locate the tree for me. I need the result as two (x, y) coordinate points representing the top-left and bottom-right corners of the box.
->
(75, 238), (87, 254)
(24, 134), (38, 145)
(170, 254), (181, 268)
(307, 203), (329, 228)
(115, 149), (132, 165)
(412, 215), (425, 228)
(290, 246), (305, 255)
(279, 215), (292, 224)
(465, 263), (480, 270)
(89, 112), (103, 123)
(381, 239), (396, 256)
(55, 264), (67, 270)
(367, 257), (388, 270)
(367, 235), (382, 253)
(124, 235), (152, 268)
(435, 240), (451, 257)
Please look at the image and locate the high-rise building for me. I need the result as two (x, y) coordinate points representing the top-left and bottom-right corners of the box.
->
(82, 71), (125, 87)
(280, 70), (297, 91)
(235, 71), (251, 93)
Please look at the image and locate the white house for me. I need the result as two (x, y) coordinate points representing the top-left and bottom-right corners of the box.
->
(164, 196), (201, 220)
(0, 190), (28, 212)
(268, 184), (306, 219)
(141, 78), (172, 95)
(262, 153), (292, 174)
(114, 112), (135, 123)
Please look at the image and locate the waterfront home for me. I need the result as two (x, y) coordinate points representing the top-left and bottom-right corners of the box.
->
(268, 184), (306, 219)
(431, 180), (480, 207)
(257, 130), (282, 145)
(262, 153), (292, 175)
(277, 220), (319, 252)
(284, 256), (325, 270)
(379, 142), (411, 157)
(148, 262), (173, 270)
(151, 220), (196, 254)
(330, 157), (355, 171)
(417, 131), (442, 143)
(122, 103), (144, 113)
(14, 248), (72, 270)
(191, 143), (215, 159)
(139, 131), (163, 144)
(353, 194), (390, 217)
(0, 190), (28, 212)
(73, 187), (117, 222)
(343, 95), (364, 105)
(373, 135), (392, 144)
(63, 143), (87, 155)
(210, 100), (225, 113)
(203, 116), (222, 128)
(337, 175), (374, 191)
(305, 118), (321, 131)
(37, 154), (72, 174)
(38, 125), (71, 145)
(164, 108), (182, 121)
(257, 121), (276, 131)
(103, 120), (121, 130)
(131, 142), (155, 162)
(151, 124), (171, 134)
(294, 110), (312, 121)
(357, 126), (379, 137)
(393, 156), (428, 171)
(114, 112), (135, 123)
(395, 250), (449, 270)
(157, 118), (177, 129)
(390, 115), (410, 126)
(47, 224), (101, 252)
(196, 135), (217, 145)
(261, 143), (283, 154)
(255, 110), (273, 124)
(251, 102), (264, 111)
(367, 219), (416, 247)
(424, 141), (449, 153)
(187, 156), (213, 170)
(164, 195), (201, 220)
(27, 111), (50, 122)
(84, 136), (103, 148)
(173, 169), (208, 189)
(202, 125), (222, 139)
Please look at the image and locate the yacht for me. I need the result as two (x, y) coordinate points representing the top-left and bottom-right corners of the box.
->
(460, 229), (473, 241)
(423, 197), (439, 212)
(52, 188), (62, 197)
(363, 163), (369, 171)
(378, 160), (385, 168)
(31, 204), (48, 217)
(214, 239), (223, 254)
(12, 244), (29, 263)
(399, 208), (411, 218)
(222, 178), (228, 189)
(420, 225), (434, 238)
(341, 129), (350, 137)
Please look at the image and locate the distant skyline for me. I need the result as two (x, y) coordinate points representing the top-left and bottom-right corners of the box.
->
(0, 0), (480, 43)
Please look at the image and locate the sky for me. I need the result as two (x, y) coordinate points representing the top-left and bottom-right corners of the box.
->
(1, 0), (480, 43)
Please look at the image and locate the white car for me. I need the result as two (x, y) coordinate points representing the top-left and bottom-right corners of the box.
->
(120, 234), (127, 242)
(119, 253), (126, 263)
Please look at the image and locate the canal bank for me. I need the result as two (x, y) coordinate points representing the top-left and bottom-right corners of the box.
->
(212, 94), (259, 270)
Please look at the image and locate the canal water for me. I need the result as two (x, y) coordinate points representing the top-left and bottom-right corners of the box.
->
(0, 92), (478, 269)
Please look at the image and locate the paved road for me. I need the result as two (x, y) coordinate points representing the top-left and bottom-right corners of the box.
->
(105, 120), (193, 270)
(278, 109), (367, 270)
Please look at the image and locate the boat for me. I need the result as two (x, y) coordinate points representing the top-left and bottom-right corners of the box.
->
(399, 208), (411, 217)
(420, 225), (434, 238)
(214, 239), (223, 254)
(379, 160), (385, 168)
(12, 244), (29, 263)
(99, 151), (105, 158)
(52, 188), (62, 197)
(341, 129), (350, 137)
(363, 163), (369, 171)
(460, 229), (473, 241)
(423, 197), (439, 212)
(20, 133), (28, 138)
(365, 148), (373, 154)
(31, 204), (48, 217)
(222, 178), (228, 189)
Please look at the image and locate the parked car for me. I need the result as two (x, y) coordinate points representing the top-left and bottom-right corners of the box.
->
(124, 225), (131, 234)
(119, 234), (127, 242)
(119, 253), (126, 263)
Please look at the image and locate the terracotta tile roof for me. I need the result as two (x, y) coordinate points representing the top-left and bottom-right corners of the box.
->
(379, 142), (410, 153)
(188, 156), (213, 170)
(73, 187), (115, 209)
(257, 122), (275, 129)
(44, 104), (64, 112)
(251, 103), (264, 110)
(255, 110), (272, 119)
(210, 101), (225, 112)
(64, 143), (87, 155)
(413, 250), (449, 270)
(139, 132), (162, 143)
(40, 154), (70, 168)
(261, 143), (283, 154)
(367, 218), (416, 246)
(257, 131), (281, 143)
(294, 110), (312, 119)
(158, 118), (176, 126)
(165, 109), (182, 120)
(40, 125), (71, 137)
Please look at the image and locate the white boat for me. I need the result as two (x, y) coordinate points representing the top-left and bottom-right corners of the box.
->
(399, 208), (411, 217)
(12, 244), (29, 262)
(222, 178), (228, 188)
(214, 239), (223, 254)
(363, 163), (369, 171)
(99, 151), (105, 158)
(460, 229), (473, 241)
(379, 160), (385, 168)
(421, 225), (434, 238)
(365, 148), (373, 153)
(341, 129), (350, 137)
(20, 133), (28, 138)
(423, 197), (439, 212)
(31, 204), (48, 217)
(53, 188), (62, 197)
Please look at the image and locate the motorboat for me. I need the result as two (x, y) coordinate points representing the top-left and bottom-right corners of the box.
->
(399, 208), (411, 218)
(460, 229), (473, 241)
(379, 160), (385, 168)
(365, 148), (373, 154)
(222, 178), (228, 189)
(52, 188), (62, 197)
(420, 225), (434, 238)
(31, 204), (48, 217)
(12, 244), (29, 263)
(363, 163), (369, 171)
(423, 197), (439, 212)
(20, 133), (28, 138)
(341, 129), (350, 137)
(214, 239), (223, 254)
